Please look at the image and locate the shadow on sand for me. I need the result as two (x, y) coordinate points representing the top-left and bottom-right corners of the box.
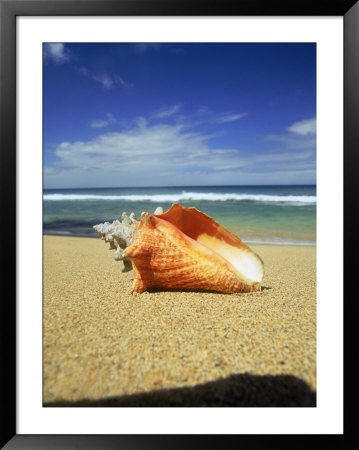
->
(45, 373), (316, 407)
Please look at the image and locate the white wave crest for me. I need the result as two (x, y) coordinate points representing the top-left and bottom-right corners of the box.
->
(43, 191), (316, 204)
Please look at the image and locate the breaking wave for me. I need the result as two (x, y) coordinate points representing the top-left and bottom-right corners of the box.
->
(43, 191), (316, 205)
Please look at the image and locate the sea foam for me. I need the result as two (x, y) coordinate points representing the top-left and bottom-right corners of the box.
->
(43, 191), (316, 205)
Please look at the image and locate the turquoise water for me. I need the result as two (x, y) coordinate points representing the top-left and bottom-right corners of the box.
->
(43, 185), (316, 245)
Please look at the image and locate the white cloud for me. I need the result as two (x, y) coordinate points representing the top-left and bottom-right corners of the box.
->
(90, 113), (116, 129)
(152, 104), (183, 119)
(92, 73), (114, 89)
(44, 43), (70, 64)
(136, 117), (148, 128)
(79, 70), (133, 90)
(114, 74), (134, 89)
(287, 117), (316, 135)
(45, 122), (236, 187)
(188, 108), (247, 126)
(266, 117), (316, 155)
(216, 113), (247, 123)
(90, 120), (110, 129)
(44, 113), (316, 188)
(76, 67), (89, 76)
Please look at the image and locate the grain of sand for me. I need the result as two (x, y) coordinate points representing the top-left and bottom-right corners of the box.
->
(43, 235), (316, 406)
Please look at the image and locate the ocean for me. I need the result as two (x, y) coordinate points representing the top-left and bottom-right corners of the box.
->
(43, 185), (316, 246)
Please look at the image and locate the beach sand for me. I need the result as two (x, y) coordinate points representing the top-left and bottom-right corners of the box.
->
(43, 235), (316, 407)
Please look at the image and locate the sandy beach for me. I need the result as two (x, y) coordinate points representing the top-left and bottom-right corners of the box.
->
(43, 235), (316, 407)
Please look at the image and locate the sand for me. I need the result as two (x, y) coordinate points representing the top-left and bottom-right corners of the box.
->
(43, 235), (316, 407)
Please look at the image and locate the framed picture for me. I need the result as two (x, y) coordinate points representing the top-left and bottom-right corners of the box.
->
(1, 0), (356, 448)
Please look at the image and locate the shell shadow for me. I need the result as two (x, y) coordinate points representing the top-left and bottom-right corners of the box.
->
(145, 287), (238, 295)
(138, 286), (271, 294)
(44, 373), (316, 407)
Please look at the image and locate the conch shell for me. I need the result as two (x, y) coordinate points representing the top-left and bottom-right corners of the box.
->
(118, 203), (264, 293)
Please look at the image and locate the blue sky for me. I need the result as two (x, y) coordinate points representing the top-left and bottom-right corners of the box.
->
(43, 43), (316, 189)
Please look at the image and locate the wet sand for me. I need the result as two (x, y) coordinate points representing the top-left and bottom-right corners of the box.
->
(43, 235), (316, 406)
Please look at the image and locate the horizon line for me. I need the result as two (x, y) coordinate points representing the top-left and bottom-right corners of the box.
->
(43, 183), (317, 191)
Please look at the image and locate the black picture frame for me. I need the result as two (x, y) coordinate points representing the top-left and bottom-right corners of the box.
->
(1, 0), (357, 448)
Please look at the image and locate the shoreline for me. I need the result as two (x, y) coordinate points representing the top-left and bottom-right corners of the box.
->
(43, 232), (317, 247)
(43, 235), (316, 406)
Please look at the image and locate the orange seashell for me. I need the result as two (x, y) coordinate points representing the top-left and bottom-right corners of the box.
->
(123, 203), (264, 294)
